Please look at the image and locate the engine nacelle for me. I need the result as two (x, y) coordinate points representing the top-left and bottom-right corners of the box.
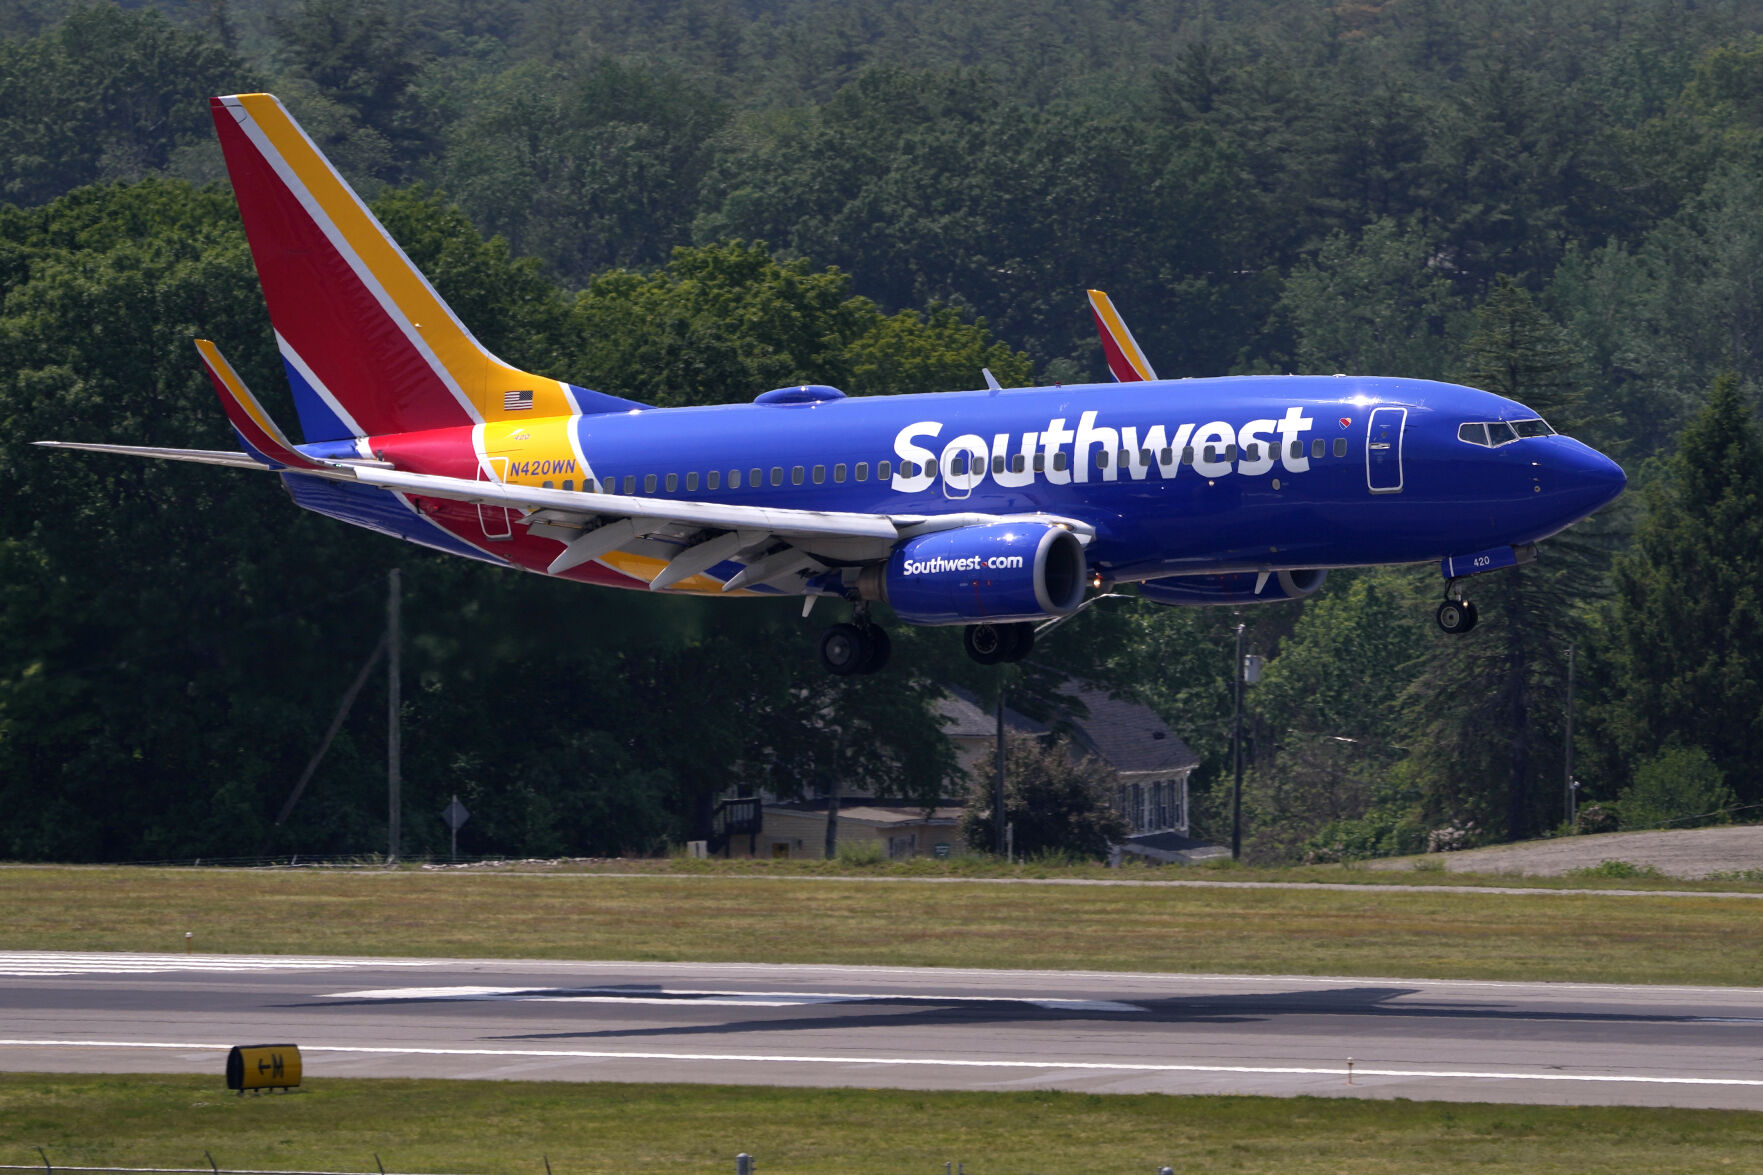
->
(861, 522), (1087, 625)
(1138, 569), (1327, 607)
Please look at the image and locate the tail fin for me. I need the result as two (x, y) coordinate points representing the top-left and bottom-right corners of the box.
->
(195, 339), (325, 469)
(1087, 289), (1158, 382)
(210, 93), (641, 443)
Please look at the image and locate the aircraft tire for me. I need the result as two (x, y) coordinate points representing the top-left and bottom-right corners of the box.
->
(1001, 622), (1035, 663)
(820, 623), (870, 675)
(1436, 599), (1479, 635)
(861, 626), (892, 674)
(963, 623), (1007, 665)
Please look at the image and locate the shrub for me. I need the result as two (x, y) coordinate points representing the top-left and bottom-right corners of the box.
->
(1619, 746), (1734, 830)
(834, 839), (887, 866)
(1568, 859), (1665, 879)
(1575, 803), (1621, 834)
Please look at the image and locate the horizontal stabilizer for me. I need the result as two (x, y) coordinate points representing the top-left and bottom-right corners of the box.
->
(195, 339), (324, 470)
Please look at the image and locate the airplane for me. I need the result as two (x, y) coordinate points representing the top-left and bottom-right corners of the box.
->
(36, 93), (1627, 675)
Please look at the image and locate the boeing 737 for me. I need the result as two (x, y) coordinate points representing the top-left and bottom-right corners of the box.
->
(37, 94), (1626, 675)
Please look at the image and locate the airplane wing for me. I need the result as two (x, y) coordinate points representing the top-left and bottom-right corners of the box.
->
(33, 439), (1094, 590)
(1087, 289), (1158, 382)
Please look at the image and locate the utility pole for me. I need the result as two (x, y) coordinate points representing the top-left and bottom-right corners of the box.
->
(1232, 621), (1245, 861)
(387, 568), (401, 864)
(1564, 643), (1576, 827)
(994, 684), (1007, 857)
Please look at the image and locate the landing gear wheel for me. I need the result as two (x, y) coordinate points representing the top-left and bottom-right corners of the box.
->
(820, 623), (869, 675)
(1000, 621), (1035, 663)
(964, 623), (1008, 665)
(861, 625), (892, 674)
(964, 622), (1036, 665)
(1436, 599), (1479, 635)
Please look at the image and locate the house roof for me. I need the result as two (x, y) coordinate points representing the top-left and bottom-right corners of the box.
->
(937, 681), (1198, 777)
(765, 801), (962, 827)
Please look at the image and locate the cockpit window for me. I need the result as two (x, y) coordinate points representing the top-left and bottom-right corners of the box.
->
(1459, 418), (1551, 447)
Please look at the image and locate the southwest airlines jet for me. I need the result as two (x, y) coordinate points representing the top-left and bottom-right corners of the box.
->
(38, 94), (1626, 675)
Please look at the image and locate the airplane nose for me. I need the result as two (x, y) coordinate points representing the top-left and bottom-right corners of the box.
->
(1547, 440), (1626, 520)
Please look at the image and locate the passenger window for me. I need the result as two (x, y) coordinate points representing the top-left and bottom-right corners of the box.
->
(644, 474), (658, 493)
(1487, 421), (1518, 446)
(1203, 446), (1218, 463)
(1311, 439), (1324, 459)
(623, 475), (636, 494)
(950, 453), (968, 476)
(1182, 447), (1195, 465)
(1097, 451), (1110, 469)
(542, 480), (554, 489)
(1333, 438), (1347, 457)
(771, 467), (784, 486)
(992, 454), (1005, 474)
(665, 473), (677, 492)
(1244, 444), (1259, 462)
(792, 466), (805, 485)
(833, 463), (846, 483)
(1119, 448), (1132, 467)
(1053, 451), (1069, 472)
(686, 472), (698, 491)
(1159, 447), (1173, 465)
(750, 467), (762, 487)
(855, 461), (869, 481)
(1140, 448), (1152, 466)
(1033, 453), (1046, 472)
(1011, 454), (1026, 473)
(727, 469), (740, 489)
(708, 470), (721, 490)
(562, 479), (574, 492)
(812, 464), (825, 484)
(878, 460), (892, 480)
(1289, 441), (1302, 459)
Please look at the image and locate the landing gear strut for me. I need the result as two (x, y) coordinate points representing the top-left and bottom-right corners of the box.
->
(819, 621), (891, 675)
(963, 621), (1036, 665)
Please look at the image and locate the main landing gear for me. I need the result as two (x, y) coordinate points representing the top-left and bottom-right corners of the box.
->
(963, 621), (1036, 665)
(1436, 585), (1479, 635)
(819, 621), (891, 676)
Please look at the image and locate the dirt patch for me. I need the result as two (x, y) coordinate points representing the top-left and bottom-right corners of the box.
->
(1369, 824), (1763, 879)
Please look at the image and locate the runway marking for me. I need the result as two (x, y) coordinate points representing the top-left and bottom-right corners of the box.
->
(3, 1039), (1760, 1089)
(0, 952), (440, 977)
(322, 985), (1144, 1013)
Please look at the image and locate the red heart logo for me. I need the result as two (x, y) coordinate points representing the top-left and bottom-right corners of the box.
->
(1338, 417), (1352, 429)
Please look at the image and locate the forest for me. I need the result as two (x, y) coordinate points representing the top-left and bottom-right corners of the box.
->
(2, 0), (1761, 863)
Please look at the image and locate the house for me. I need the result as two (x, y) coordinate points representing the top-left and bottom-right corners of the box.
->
(729, 680), (1208, 861)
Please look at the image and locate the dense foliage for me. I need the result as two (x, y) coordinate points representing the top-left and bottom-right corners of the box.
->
(4, 0), (1763, 860)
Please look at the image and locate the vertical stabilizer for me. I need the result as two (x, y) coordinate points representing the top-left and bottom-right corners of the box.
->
(1087, 289), (1158, 383)
(210, 93), (584, 441)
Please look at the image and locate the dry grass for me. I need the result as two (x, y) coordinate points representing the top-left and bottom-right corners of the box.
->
(2, 866), (1761, 985)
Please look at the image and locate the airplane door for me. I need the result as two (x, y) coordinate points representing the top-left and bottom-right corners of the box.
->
(941, 447), (975, 500)
(477, 455), (513, 540)
(1366, 407), (1406, 494)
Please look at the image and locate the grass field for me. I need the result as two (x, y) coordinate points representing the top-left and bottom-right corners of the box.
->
(3, 865), (1762, 985)
(6, 1073), (1762, 1175)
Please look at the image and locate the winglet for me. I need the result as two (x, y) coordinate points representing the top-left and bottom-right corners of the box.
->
(1087, 289), (1158, 382)
(196, 339), (325, 470)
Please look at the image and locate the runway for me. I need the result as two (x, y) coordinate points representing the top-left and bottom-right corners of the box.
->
(2, 951), (1760, 1109)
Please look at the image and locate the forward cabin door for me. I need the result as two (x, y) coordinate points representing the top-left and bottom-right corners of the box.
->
(1366, 407), (1406, 494)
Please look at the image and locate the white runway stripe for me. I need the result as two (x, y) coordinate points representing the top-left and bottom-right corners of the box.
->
(322, 985), (1143, 1012)
(1, 1038), (1759, 1088)
(0, 952), (439, 976)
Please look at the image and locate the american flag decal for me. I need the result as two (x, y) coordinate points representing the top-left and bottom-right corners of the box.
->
(503, 389), (535, 411)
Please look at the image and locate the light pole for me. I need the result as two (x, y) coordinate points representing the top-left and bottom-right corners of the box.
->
(1232, 621), (1244, 860)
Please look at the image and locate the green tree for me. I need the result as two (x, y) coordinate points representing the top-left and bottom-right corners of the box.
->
(1618, 745), (1735, 830)
(0, 5), (253, 206)
(959, 734), (1126, 861)
(1397, 279), (1609, 842)
(1583, 373), (1763, 807)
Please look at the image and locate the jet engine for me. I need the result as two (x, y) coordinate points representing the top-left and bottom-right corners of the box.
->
(1138, 568), (1327, 606)
(858, 522), (1087, 625)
